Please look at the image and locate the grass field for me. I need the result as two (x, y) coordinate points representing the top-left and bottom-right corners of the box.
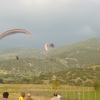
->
(0, 84), (100, 100)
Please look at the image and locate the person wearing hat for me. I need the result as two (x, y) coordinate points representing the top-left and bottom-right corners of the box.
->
(25, 93), (33, 100)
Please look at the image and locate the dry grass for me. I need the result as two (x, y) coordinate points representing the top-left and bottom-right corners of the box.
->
(0, 84), (98, 100)
(0, 84), (52, 100)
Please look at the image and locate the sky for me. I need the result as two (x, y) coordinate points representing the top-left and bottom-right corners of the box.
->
(0, 0), (100, 50)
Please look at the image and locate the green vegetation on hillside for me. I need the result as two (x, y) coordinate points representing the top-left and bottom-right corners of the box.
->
(0, 37), (100, 86)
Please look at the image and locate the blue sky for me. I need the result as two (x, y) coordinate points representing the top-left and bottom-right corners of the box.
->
(0, 0), (100, 50)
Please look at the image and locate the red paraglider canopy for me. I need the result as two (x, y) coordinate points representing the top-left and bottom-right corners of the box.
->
(45, 43), (49, 50)
(45, 43), (54, 50)
(0, 29), (31, 39)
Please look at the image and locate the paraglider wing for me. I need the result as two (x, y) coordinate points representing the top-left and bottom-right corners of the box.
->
(49, 43), (54, 48)
(45, 43), (49, 50)
(0, 29), (31, 39)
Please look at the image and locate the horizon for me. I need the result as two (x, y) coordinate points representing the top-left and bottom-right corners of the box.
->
(0, 36), (100, 51)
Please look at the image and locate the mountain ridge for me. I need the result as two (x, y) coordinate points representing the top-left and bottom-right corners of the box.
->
(1, 37), (100, 61)
(0, 37), (100, 84)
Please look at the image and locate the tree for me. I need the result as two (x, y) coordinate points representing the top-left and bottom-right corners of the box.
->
(52, 81), (60, 90)
(22, 77), (29, 84)
(84, 81), (92, 87)
(93, 77), (100, 90)
(0, 78), (4, 83)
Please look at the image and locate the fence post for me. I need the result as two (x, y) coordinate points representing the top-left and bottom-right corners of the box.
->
(95, 91), (96, 100)
(78, 91), (80, 100)
(66, 86), (67, 99)
(88, 87), (90, 100)
(83, 86), (84, 100)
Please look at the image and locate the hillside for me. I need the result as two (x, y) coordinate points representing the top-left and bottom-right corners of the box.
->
(0, 48), (46, 61)
(1, 37), (100, 61)
(34, 65), (100, 86)
(0, 37), (100, 84)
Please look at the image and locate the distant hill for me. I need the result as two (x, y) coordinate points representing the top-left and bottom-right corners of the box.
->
(0, 48), (46, 61)
(0, 37), (100, 84)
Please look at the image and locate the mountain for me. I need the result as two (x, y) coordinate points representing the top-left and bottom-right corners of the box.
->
(0, 37), (100, 84)
(1, 37), (100, 60)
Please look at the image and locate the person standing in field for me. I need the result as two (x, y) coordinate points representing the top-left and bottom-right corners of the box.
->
(57, 94), (62, 100)
(25, 93), (33, 100)
(19, 92), (25, 100)
(50, 93), (60, 100)
(2, 92), (9, 100)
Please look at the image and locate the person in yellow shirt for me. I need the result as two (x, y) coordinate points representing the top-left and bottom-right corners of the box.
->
(19, 92), (25, 100)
